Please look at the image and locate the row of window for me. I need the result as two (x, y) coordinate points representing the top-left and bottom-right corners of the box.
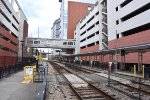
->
(0, 44), (17, 54)
(116, 2), (150, 25)
(80, 31), (99, 43)
(80, 11), (99, 30)
(27, 40), (75, 46)
(80, 41), (99, 49)
(0, 10), (19, 32)
(63, 42), (75, 45)
(80, 21), (99, 36)
(1, 0), (19, 24)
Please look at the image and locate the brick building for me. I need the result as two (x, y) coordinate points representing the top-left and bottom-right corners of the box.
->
(0, 0), (28, 65)
(74, 0), (107, 54)
(107, 0), (150, 66)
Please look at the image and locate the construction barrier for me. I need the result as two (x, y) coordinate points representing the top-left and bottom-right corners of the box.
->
(24, 65), (36, 81)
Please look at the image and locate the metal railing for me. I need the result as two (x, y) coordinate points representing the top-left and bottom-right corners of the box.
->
(102, 8), (107, 13)
(36, 67), (47, 100)
(102, 18), (107, 24)
(0, 56), (36, 79)
(102, 28), (108, 34)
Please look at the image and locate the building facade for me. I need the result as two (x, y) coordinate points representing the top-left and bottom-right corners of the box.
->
(74, 0), (107, 54)
(107, 0), (150, 65)
(59, 0), (97, 39)
(0, 0), (28, 58)
(51, 18), (61, 39)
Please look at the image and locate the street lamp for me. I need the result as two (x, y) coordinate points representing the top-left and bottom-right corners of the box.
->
(20, 40), (24, 69)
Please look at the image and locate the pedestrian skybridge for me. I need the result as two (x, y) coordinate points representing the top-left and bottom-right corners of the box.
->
(25, 37), (76, 49)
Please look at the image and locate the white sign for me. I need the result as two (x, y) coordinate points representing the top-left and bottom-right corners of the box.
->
(26, 68), (33, 76)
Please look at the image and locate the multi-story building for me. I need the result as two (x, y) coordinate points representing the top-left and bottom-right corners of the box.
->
(0, 0), (28, 59)
(59, 0), (97, 39)
(51, 18), (61, 39)
(74, 0), (107, 54)
(107, 0), (150, 65)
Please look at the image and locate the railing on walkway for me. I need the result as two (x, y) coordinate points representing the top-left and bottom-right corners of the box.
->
(33, 67), (45, 82)
(0, 56), (36, 79)
(36, 67), (47, 100)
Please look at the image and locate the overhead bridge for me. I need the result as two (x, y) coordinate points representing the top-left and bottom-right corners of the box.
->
(25, 37), (76, 49)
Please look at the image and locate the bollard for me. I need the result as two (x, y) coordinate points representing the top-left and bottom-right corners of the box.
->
(134, 65), (136, 76)
(142, 65), (145, 78)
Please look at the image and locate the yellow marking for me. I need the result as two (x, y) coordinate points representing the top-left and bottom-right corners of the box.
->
(21, 79), (32, 84)
(142, 65), (145, 78)
(117, 72), (143, 78)
(134, 65), (136, 76)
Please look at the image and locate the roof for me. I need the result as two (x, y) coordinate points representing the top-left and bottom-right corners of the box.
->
(63, 43), (150, 57)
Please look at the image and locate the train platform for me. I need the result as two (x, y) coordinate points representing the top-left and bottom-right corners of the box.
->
(0, 71), (41, 100)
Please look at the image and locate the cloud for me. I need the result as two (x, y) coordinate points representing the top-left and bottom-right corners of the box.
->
(18, 0), (61, 38)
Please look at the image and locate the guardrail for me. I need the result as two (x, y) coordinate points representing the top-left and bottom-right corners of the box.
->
(36, 67), (47, 100)
(0, 56), (36, 79)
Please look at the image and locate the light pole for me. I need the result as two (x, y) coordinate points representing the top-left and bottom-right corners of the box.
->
(20, 40), (24, 69)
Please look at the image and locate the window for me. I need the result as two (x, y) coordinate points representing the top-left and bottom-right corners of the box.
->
(80, 46), (86, 49)
(80, 24), (86, 30)
(87, 33), (95, 39)
(63, 42), (67, 45)
(117, 34), (119, 39)
(121, 3), (150, 22)
(87, 43), (95, 47)
(96, 41), (99, 44)
(122, 22), (150, 37)
(34, 41), (40, 44)
(96, 21), (99, 25)
(81, 31), (86, 36)
(96, 31), (99, 35)
(80, 38), (86, 42)
(120, 0), (133, 8)
(96, 11), (99, 15)
(116, 20), (119, 25)
(87, 25), (95, 31)
(87, 16), (94, 23)
(116, 7), (118, 11)
(68, 42), (73, 45)
(1, 0), (12, 14)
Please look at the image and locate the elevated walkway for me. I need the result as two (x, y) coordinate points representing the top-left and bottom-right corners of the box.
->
(26, 37), (76, 49)
(0, 71), (41, 100)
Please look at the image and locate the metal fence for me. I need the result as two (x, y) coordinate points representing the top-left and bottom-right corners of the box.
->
(0, 56), (36, 79)
(36, 67), (47, 100)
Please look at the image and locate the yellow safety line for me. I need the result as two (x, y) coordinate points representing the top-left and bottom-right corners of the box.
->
(116, 72), (143, 78)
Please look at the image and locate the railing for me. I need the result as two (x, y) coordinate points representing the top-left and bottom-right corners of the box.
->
(102, 18), (107, 24)
(102, 28), (108, 34)
(102, 8), (107, 13)
(33, 67), (45, 82)
(0, 56), (36, 79)
(36, 67), (47, 100)
(102, 38), (108, 45)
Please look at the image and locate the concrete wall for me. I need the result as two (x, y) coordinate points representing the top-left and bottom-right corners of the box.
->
(107, 0), (150, 41)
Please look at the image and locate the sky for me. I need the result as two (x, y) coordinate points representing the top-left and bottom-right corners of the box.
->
(18, 0), (61, 38)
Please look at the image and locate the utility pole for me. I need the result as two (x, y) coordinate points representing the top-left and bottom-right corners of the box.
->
(38, 26), (39, 38)
(114, 30), (118, 72)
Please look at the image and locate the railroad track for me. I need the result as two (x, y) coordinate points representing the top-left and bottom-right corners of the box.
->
(50, 61), (116, 100)
(64, 62), (150, 100)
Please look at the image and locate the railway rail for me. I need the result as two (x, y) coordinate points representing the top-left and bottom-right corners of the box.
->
(50, 61), (116, 100)
(63, 62), (150, 100)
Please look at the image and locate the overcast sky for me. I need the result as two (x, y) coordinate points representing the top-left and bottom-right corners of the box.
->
(18, 0), (61, 38)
